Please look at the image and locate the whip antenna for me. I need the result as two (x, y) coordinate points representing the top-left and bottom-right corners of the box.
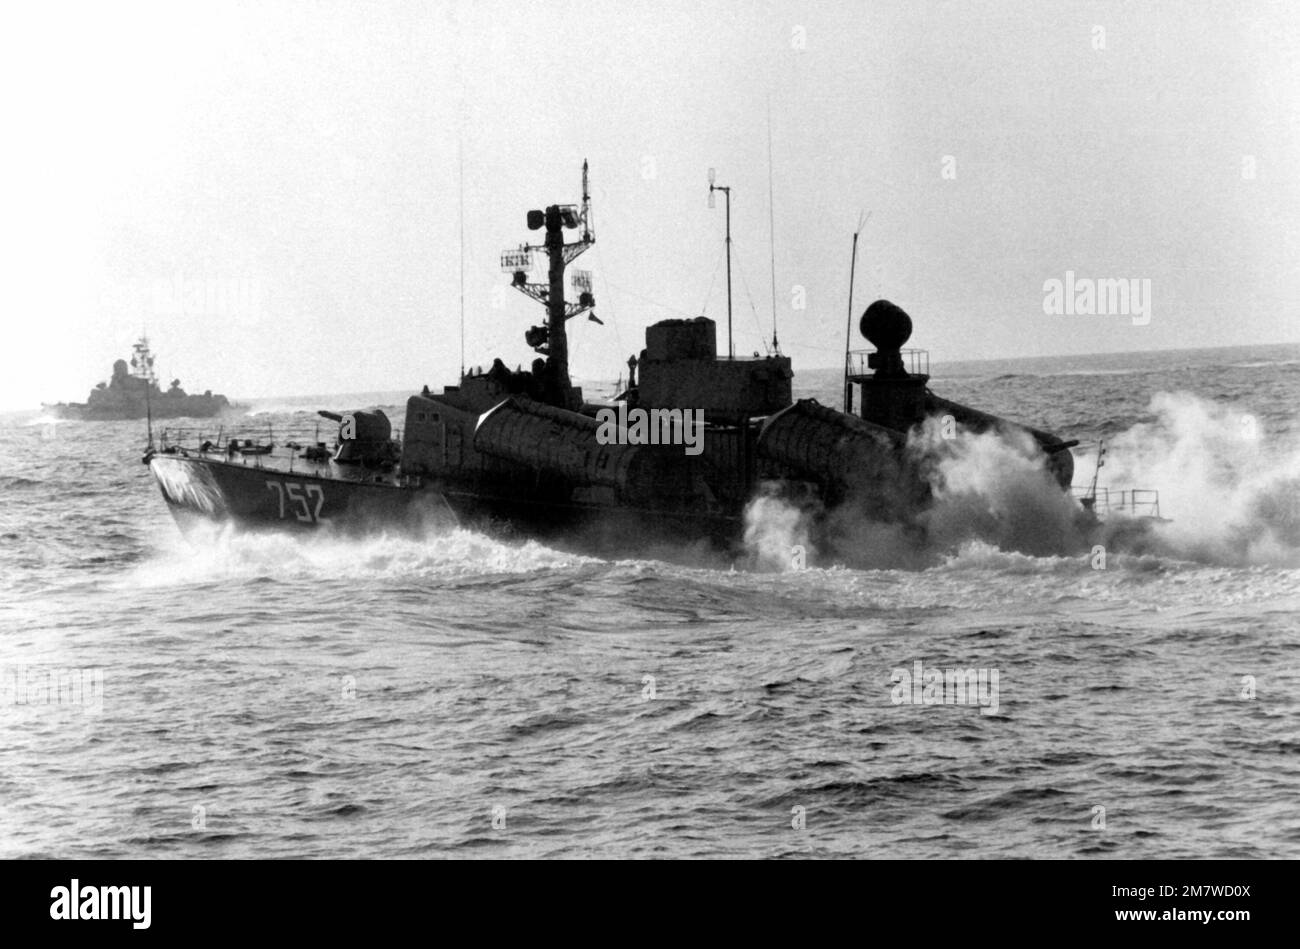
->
(767, 96), (779, 354)
(465, 140), (470, 377)
(843, 210), (871, 411)
(707, 167), (733, 359)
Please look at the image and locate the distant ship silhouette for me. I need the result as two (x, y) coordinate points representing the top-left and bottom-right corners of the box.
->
(45, 335), (236, 421)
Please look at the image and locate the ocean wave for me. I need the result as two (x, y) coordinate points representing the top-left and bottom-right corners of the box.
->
(0, 475), (46, 491)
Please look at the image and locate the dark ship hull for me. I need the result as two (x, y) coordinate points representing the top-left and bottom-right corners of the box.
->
(48, 395), (236, 421)
(150, 453), (420, 529)
(148, 449), (741, 550)
(146, 372), (1074, 557)
(142, 163), (1130, 562)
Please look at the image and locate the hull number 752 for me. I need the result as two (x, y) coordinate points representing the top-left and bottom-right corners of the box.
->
(266, 480), (326, 522)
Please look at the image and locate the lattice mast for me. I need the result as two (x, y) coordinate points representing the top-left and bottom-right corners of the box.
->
(503, 161), (597, 410)
(129, 334), (157, 385)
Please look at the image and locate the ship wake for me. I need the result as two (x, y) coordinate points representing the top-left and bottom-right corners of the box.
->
(742, 392), (1300, 570)
(128, 521), (599, 588)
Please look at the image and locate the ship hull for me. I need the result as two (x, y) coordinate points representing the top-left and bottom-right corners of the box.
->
(437, 488), (741, 550)
(147, 453), (740, 551)
(49, 400), (236, 421)
(149, 454), (427, 533)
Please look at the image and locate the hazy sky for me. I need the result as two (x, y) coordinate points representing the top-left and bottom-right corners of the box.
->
(4, 0), (1297, 409)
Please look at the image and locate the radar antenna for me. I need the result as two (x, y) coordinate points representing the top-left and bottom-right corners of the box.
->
(501, 161), (597, 409)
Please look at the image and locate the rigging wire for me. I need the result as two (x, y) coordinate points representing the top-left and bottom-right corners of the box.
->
(603, 277), (697, 320)
(590, 247), (629, 395)
(587, 185), (716, 330)
(591, 238), (625, 356)
(697, 243), (727, 318)
(729, 242), (770, 355)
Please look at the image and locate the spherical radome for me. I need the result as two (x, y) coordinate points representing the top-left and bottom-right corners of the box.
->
(859, 299), (913, 351)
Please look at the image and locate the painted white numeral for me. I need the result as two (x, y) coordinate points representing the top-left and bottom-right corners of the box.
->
(306, 483), (327, 521)
(266, 480), (285, 518)
(285, 482), (311, 521)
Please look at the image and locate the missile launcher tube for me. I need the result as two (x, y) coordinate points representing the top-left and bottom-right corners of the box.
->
(473, 397), (679, 495)
(757, 399), (905, 487)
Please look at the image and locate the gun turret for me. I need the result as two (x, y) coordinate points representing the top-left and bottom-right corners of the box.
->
(318, 409), (397, 467)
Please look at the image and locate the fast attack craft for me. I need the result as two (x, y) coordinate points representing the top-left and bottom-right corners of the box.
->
(144, 163), (1130, 560)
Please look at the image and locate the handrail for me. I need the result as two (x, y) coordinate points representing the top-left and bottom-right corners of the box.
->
(845, 348), (930, 378)
(1071, 485), (1161, 518)
(157, 423), (404, 457)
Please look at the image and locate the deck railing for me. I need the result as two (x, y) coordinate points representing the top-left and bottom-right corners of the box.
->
(155, 421), (403, 471)
(845, 348), (930, 378)
(1071, 486), (1161, 518)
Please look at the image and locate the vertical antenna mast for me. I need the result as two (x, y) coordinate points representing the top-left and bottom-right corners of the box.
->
(135, 329), (154, 450)
(144, 371), (152, 449)
(581, 158), (592, 242)
(767, 96), (779, 354)
(707, 168), (733, 359)
(1087, 440), (1106, 502)
(465, 140), (470, 377)
(843, 210), (871, 412)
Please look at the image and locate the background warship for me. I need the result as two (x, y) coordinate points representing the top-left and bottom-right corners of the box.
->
(144, 163), (1098, 556)
(47, 336), (235, 421)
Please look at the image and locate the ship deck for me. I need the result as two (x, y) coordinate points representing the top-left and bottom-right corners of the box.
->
(152, 425), (412, 487)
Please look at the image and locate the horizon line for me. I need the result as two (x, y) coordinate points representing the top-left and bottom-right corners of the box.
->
(11, 336), (1299, 415)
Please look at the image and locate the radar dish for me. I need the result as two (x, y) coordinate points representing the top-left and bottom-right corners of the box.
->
(859, 299), (913, 351)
